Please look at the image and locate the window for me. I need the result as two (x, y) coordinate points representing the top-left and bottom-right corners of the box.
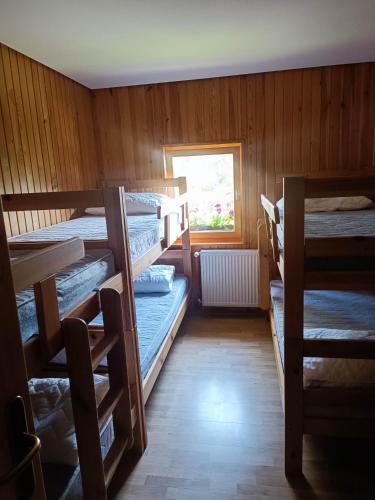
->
(164, 143), (242, 243)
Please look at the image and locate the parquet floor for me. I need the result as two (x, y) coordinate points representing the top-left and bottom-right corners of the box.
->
(111, 312), (375, 500)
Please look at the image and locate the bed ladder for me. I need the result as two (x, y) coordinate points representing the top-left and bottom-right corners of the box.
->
(63, 288), (134, 500)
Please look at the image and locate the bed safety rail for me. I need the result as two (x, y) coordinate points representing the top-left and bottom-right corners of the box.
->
(11, 238), (84, 293)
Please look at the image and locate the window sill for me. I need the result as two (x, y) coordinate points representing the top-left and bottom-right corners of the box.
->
(192, 242), (246, 251)
(172, 239), (245, 250)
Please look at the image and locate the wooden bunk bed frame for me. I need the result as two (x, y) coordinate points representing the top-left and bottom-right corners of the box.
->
(1, 178), (191, 498)
(260, 175), (375, 477)
(2, 177), (192, 400)
(0, 220), (81, 498)
(1, 187), (147, 499)
(99, 176), (192, 402)
(5, 177), (191, 386)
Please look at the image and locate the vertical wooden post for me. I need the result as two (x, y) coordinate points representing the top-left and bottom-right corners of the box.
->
(283, 177), (305, 476)
(103, 187), (147, 453)
(34, 276), (61, 361)
(100, 287), (133, 443)
(0, 201), (45, 499)
(257, 219), (270, 311)
(181, 225), (192, 281)
(177, 177), (192, 281)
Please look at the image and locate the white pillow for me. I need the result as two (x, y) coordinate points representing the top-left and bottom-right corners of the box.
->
(85, 207), (105, 216)
(305, 196), (373, 212)
(85, 192), (173, 216)
(125, 192), (172, 215)
(134, 265), (175, 293)
(29, 375), (109, 466)
(276, 196), (372, 214)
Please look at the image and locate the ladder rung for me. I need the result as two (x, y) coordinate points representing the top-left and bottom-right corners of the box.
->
(104, 435), (129, 488)
(98, 387), (125, 430)
(91, 334), (119, 371)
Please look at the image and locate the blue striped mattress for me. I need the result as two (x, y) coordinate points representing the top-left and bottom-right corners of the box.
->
(15, 249), (115, 343)
(270, 280), (375, 387)
(92, 275), (189, 378)
(9, 214), (164, 262)
(53, 276), (189, 379)
(277, 205), (375, 239)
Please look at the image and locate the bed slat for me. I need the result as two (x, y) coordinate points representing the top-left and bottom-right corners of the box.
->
(303, 338), (375, 359)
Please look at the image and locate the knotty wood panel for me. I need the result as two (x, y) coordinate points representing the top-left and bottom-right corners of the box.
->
(93, 62), (375, 247)
(0, 43), (98, 236)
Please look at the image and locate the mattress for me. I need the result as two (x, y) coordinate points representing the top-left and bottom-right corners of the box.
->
(276, 207), (375, 270)
(31, 376), (114, 500)
(135, 275), (188, 378)
(270, 280), (375, 388)
(30, 375), (111, 467)
(277, 207), (375, 239)
(15, 249), (115, 343)
(9, 214), (165, 262)
(53, 275), (189, 379)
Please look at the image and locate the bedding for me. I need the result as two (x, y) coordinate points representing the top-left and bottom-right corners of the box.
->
(304, 196), (373, 212)
(9, 214), (165, 262)
(85, 192), (177, 216)
(29, 375), (112, 466)
(41, 417), (114, 499)
(52, 276), (189, 379)
(134, 265), (175, 293)
(132, 275), (188, 378)
(124, 192), (174, 215)
(276, 200), (375, 239)
(15, 248), (115, 343)
(270, 280), (375, 388)
(277, 196), (373, 213)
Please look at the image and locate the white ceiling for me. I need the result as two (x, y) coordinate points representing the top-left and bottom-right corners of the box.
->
(1, 0), (375, 89)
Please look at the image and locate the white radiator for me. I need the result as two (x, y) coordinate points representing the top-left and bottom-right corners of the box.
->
(200, 249), (259, 307)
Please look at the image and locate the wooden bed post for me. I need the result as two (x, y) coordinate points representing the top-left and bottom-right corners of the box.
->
(0, 202), (45, 499)
(103, 187), (147, 454)
(257, 219), (271, 311)
(178, 177), (192, 281)
(283, 177), (305, 476)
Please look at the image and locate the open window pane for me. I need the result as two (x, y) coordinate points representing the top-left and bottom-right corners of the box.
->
(172, 153), (235, 232)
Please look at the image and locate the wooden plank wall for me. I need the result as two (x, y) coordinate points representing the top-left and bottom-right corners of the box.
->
(0, 43), (98, 236)
(93, 62), (375, 247)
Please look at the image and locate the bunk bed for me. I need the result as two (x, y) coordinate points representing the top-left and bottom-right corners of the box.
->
(8, 239), (125, 499)
(2, 188), (143, 499)
(8, 177), (192, 402)
(1, 178), (192, 499)
(259, 175), (375, 477)
(99, 177), (192, 400)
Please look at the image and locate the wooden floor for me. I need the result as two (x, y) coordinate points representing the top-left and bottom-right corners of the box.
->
(110, 312), (375, 500)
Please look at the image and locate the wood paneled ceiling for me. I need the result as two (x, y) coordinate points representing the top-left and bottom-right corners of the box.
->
(1, 0), (375, 89)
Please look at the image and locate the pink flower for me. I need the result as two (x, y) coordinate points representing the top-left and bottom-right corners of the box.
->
(214, 202), (222, 214)
(229, 209), (234, 216)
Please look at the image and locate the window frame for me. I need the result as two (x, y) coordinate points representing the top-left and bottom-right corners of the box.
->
(163, 143), (243, 244)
